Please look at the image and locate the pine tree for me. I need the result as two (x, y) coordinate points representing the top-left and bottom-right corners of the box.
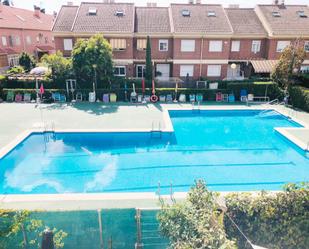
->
(145, 36), (153, 86)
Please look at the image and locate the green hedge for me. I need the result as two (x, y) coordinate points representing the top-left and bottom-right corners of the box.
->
(1, 82), (283, 102)
(225, 184), (309, 249)
(289, 86), (309, 112)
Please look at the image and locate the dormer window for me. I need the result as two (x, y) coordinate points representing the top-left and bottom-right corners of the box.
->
(297, 11), (307, 18)
(272, 11), (281, 17)
(115, 10), (124, 17)
(182, 9), (190, 17)
(207, 11), (216, 17)
(88, 7), (97, 16)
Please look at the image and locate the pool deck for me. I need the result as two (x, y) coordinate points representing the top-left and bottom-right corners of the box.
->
(0, 102), (308, 210)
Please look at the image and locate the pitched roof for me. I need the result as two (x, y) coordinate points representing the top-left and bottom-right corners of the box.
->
(225, 8), (267, 36)
(170, 4), (232, 34)
(52, 5), (78, 32)
(135, 7), (171, 33)
(0, 4), (53, 30)
(72, 2), (134, 33)
(256, 5), (309, 36)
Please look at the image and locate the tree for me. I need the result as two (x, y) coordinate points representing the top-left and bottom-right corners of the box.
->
(72, 34), (113, 87)
(41, 51), (73, 83)
(157, 180), (236, 249)
(0, 210), (67, 249)
(271, 39), (306, 90)
(145, 36), (153, 86)
(19, 52), (35, 72)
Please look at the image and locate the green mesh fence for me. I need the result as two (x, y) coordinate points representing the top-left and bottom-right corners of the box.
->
(0, 209), (169, 249)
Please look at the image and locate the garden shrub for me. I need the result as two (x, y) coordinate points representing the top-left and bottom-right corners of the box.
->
(289, 86), (309, 112)
(225, 183), (309, 249)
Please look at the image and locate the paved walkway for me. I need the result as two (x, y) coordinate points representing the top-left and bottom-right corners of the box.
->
(0, 102), (309, 150)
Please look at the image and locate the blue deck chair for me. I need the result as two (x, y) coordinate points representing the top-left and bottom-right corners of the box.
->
(240, 89), (248, 102)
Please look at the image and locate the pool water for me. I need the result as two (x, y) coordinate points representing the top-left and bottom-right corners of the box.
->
(0, 110), (308, 194)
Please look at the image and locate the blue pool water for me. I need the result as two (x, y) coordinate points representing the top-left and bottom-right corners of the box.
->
(0, 110), (308, 194)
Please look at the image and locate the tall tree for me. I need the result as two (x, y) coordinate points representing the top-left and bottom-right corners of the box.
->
(72, 34), (113, 87)
(271, 39), (306, 90)
(145, 36), (153, 86)
(158, 180), (236, 249)
(18, 52), (35, 72)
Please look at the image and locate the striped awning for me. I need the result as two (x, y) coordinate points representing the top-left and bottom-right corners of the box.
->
(250, 60), (278, 73)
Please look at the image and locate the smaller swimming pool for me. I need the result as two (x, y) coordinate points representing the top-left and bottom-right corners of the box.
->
(0, 109), (308, 194)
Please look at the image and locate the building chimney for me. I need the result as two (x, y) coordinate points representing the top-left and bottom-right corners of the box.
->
(188, 0), (194, 4)
(34, 5), (40, 18)
(53, 11), (57, 20)
(279, 0), (286, 9)
(273, 0), (279, 5)
(196, 0), (201, 4)
(67, 2), (73, 6)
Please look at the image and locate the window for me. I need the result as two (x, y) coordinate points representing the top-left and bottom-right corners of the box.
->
(300, 65), (309, 73)
(180, 65), (194, 77)
(114, 66), (126, 76)
(110, 39), (126, 51)
(251, 40), (261, 53)
(297, 11), (307, 18)
(63, 38), (73, 51)
(26, 36), (31, 45)
(182, 9), (190, 17)
(181, 40), (195, 52)
(304, 41), (309, 52)
(231, 40), (240, 52)
(15, 36), (21, 46)
(8, 36), (13, 46)
(137, 39), (146, 51)
(8, 55), (19, 67)
(45, 37), (48, 44)
(207, 11), (216, 17)
(209, 40), (222, 52)
(272, 11), (281, 17)
(1, 36), (7, 46)
(159, 40), (168, 51)
(207, 65), (221, 77)
(136, 65), (146, 78)
(276, 41), (290, 52)
(88, 7), (97, 15)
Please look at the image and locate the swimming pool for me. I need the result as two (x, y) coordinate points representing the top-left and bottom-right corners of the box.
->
(0, 110), (308, 194)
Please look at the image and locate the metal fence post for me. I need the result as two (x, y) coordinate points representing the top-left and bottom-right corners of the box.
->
(98, 209), (104, 249)
(135, 209), (143, 249)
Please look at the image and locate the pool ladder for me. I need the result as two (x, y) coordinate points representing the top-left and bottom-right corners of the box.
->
(43, 122), (56, 142)
(151, 121), (162, 138)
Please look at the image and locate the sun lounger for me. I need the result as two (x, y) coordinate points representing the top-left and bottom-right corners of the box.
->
(240, 89), (248, 102)
(228, 93), (235, 102)
(15, 93), (23, 102)
(216, 92), (222, 102)
(52, 92), (61, 102)
(76, 92), (83, 101)
(110, 93), (117, 102)
(247, 94), (269, 103)
(6, 91), (14, 102)
(166, 94), (173, 102)
(103, 94), (109, 103)
(159, 95), (166, 102)
(89, 92), (96, 102)
(189, 94), (195, 102)
(23, 93), (31, 103)
(196, 93), (203, 102)
(179, 94), (186, 102)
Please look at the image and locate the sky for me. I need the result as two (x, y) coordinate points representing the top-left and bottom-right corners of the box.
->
(9, 0), (309, 14)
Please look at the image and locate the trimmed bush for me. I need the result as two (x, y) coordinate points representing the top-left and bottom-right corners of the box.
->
(289, 86), (309, 112)
(225, 184), (309, 249)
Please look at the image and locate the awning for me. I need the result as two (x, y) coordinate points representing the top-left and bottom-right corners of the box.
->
(36, 45), (55, 52)
(250, 60), (278, 73)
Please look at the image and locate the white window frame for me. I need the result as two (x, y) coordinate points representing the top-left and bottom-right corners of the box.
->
(114, 66), (126, 77)
(231, 40), (240, 52)
(251, 40), (261, 53)
(304, 41), (309, 52)
(276, 41), (290, 53)
(181, 40), (195, 52)
(1, 36), (7, 46)
(209, 40), (223, 52)
(8, 54), (19, 67)
(63, 38), (73, 51)
(180, 65), (194, 77)
(159, 39), (168, 51)
(207, 65), (221, 77)
(136, 64), (146, 78)
(26, 36), (32, 45)
(300, 65), (309, 73)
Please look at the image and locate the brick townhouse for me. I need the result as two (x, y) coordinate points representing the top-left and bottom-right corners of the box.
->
(0, 4), (55, 71)
(52, 1), (309, 80)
